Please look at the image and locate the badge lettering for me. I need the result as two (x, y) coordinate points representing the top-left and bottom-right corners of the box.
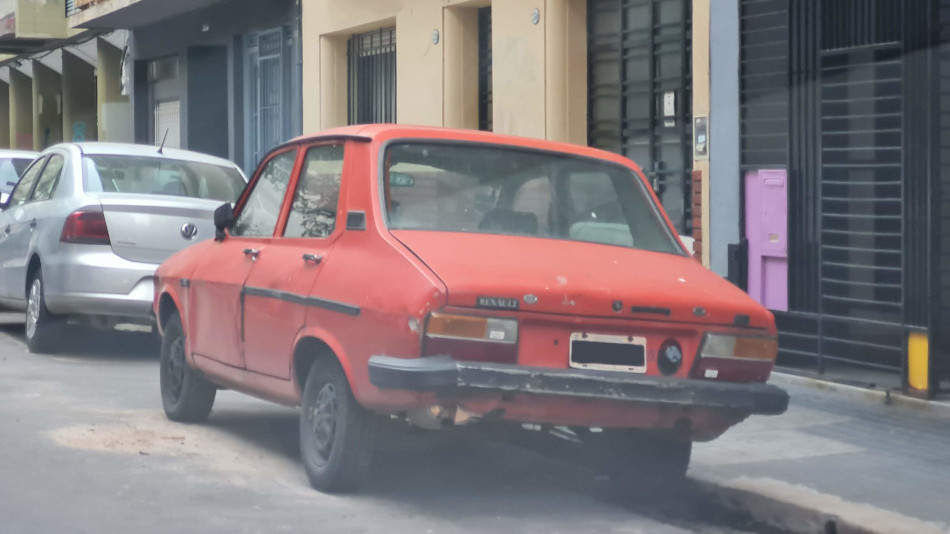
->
(476, 296), (520, 310)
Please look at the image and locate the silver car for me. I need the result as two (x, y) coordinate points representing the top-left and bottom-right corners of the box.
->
(0, 149), (39, 205)
(0, 142), (247, 353)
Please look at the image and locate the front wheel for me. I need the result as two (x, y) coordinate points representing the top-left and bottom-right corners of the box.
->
(25, 270), (62, 354)
(299, 359), (377, 493)
(160, 313), (216, 422)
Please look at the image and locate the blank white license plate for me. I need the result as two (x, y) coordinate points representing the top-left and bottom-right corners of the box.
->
(569, 333), (647, 373)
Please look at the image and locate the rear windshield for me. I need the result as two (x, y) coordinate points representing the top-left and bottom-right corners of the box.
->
(83, 154), (245, 203)
(383, 142), (683, 254)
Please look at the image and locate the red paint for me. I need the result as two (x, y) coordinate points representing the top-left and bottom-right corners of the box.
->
(155, 125), (779, 441)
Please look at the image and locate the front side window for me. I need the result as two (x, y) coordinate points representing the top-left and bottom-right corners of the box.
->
(31, 155), (65, 202)
(9, 157), (46, 207)
(284, 144), (344, 238)
(232, 149), (297, 238)
(384, 142), (682, 254)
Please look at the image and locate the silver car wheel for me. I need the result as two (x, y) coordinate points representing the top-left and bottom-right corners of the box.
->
(26, 278), (42, 340)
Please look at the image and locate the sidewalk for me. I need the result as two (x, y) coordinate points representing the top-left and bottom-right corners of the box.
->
(691, 373), (950, 533)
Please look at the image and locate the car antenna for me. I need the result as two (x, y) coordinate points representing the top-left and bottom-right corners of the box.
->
(157, 128), (169, 155)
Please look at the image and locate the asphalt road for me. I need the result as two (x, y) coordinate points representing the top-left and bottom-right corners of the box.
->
(0, 313), (777, 534)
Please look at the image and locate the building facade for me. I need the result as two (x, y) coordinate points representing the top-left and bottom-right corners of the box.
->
(70, 0), (303, 173)
(0, 0), (943, 395)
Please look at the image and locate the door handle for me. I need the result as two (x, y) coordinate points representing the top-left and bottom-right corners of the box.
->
(3, 226), (9, 235)
(28, 219), (36, 230)
(243, 248), (260, 260)
(302, 253), (324, 265)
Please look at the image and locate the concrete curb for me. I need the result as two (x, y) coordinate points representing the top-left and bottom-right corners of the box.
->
(694, 474), (949, 534)
(769, 371), (950, 415)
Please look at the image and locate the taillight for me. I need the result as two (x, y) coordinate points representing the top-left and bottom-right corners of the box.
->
(423, 312), (518, 363)
(61, 208), (110, 245)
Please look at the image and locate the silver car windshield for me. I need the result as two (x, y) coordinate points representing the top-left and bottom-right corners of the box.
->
(83, 154), (245, 203)
(384, 142), (683, 255)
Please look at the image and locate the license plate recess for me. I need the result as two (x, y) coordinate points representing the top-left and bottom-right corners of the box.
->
(569, 333), (647, 373)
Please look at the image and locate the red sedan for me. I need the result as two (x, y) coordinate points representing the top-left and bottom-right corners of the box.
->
(154, 125), (788, 492)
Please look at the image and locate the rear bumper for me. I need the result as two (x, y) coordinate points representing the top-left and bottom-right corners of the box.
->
(368, 355), (789, 416)
(43, 246), (157, 321)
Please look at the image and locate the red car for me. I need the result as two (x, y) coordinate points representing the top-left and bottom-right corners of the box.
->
(154, 125), (788, 492)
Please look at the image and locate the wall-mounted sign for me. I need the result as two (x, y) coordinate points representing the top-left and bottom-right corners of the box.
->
(694, 116), (709, 160)
(663, 91), (676, 128)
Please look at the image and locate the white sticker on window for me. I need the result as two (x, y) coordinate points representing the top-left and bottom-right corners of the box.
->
(704, 369), (719, 379)
(489, 330), (505, 340)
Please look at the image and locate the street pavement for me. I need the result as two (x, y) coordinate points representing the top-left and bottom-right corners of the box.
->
(0, 314), (773, 534)
(692, 376), (950, 531)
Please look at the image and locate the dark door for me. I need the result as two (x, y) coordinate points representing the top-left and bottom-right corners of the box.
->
(588, 0), (692, 234)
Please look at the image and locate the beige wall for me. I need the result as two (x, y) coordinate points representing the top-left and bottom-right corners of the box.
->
(14, 0), (70, 39)
(62, 51), (97, 142)
(301, 0), (586, 144)
(96, 39), (132, 142)
(9, 68), (32, 150)
(0, 82), (8, 148)
(32, 60), (62, 150)
(692, 0), (710, 266)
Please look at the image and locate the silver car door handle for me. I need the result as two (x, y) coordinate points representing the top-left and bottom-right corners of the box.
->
(3, 226), (9, 235)
(302, 253), (324, 264)
(243, 248), (260, 259)
(28, 220), (36, 230)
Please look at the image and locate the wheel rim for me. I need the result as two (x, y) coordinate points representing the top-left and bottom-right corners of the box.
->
(307, 383), (339, 466)
(25, 279), (41, 340)
(163, 336), (186, 401)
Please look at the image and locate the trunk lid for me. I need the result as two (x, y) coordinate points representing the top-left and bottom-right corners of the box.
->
(96, 194), (222, 264)
(393, 230), (772, 329)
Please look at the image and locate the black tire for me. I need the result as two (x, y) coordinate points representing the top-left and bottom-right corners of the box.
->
(299, 358), (377, 493)
(595, 430), (692, 491)
(160, 313), (216, 422)
(25, 269), (62, 354)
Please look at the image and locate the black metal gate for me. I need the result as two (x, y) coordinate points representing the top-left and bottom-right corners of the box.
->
(348, 27), (397, 125)
(739, 0), (944, 386)
(478, 7), (493, 132)
(587, 0), (692, 234)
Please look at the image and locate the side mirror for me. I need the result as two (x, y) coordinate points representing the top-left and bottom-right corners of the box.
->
(213, 203), (235, 241)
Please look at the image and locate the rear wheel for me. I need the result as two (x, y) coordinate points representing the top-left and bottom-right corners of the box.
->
(25, 270), (62, 354)
(160, 313), (216, 422)
(299, 359), (377, 493)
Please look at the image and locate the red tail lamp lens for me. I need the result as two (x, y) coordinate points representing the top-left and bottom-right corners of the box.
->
(61, 209), (111, 245)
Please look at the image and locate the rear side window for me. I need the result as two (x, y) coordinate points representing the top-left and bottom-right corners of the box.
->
(9, 157), (46, 207)
(82, 154), (245, 202)
(31, 155), (65, 202)
(284, 144), (344, 238)
(232, 150), (297, 238)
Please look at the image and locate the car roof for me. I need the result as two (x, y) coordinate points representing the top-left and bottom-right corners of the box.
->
(282, 124), (636, 168)
(0, 149), (39, 159)
(60, 142), (241, 170)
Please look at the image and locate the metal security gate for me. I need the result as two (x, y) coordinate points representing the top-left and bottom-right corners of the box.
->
(478, 7), (493, 132)
(245, 28), (290, 172)
(743, 0), (944, 386)
(348, 28), (397, 125)
(587, 0), (692, 234)
(815, 42), (905, 372)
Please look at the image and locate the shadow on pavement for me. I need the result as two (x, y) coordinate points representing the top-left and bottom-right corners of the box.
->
(0, 319), (160, 360)
(199, 406), (774, 531)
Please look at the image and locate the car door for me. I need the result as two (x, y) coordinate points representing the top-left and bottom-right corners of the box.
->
(187, 148), (299, 369)
(0, 156), (49, 300)
(242, 143), (345, 379)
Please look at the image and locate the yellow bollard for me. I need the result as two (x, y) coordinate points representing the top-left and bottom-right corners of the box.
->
(907, 332), (930, 394)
